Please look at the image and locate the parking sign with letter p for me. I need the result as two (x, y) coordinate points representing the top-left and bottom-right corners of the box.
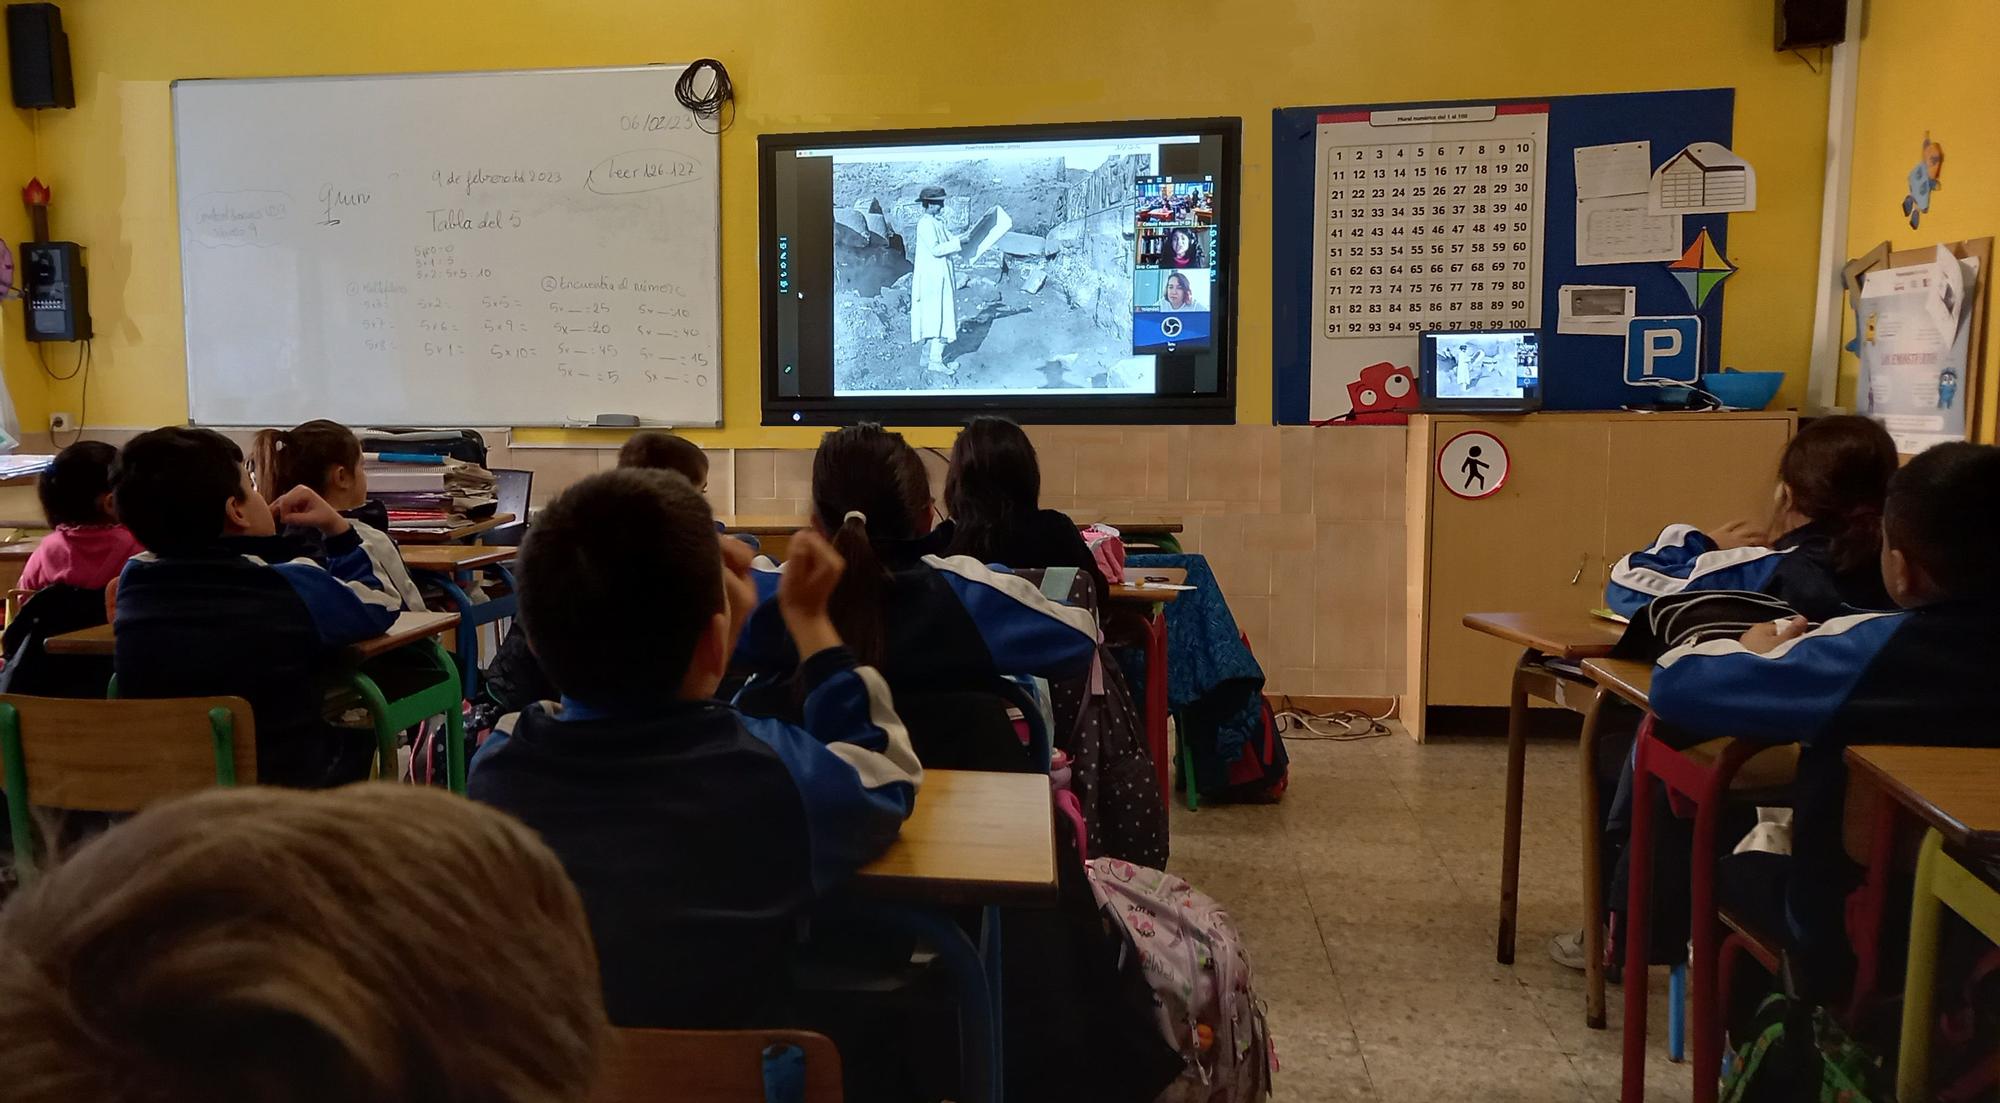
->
(1624, 316), (1702, 386)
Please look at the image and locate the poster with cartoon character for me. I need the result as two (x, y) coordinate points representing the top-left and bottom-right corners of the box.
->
(1858, 252), (1977, 453)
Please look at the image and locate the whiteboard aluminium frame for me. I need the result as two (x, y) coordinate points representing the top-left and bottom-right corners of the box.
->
(170, 62), (723, 428)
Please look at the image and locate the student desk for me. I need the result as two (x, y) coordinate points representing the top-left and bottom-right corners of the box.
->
(1462, 611), (1625, 983)
(388, 512), (517, 546)
(855, 768), (1058, 905)
(1847, 746), (2000, 1102)
(1098, 516), (1184, 554)
(0, 537), (45, 623)
(400, 545), (519, 698)
(46, 610), (457, 660)
(45, 612), (470, 792)
(1107, 567), (1186, 811)
(852, 769), (1057, 1103)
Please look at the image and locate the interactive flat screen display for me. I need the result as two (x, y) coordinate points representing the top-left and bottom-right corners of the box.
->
(760, 119), (1238, 424)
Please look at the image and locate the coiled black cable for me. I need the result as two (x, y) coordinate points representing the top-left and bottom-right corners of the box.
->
(674, 59), (733, 134)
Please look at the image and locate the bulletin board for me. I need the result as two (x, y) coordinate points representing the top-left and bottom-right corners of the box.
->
(1273, 89), (1737, 423)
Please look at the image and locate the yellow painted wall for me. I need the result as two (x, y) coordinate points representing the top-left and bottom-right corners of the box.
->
(30, 0), (1830, 447)
(1844, 0), (2000, 442)
(2, 105), (38, 430)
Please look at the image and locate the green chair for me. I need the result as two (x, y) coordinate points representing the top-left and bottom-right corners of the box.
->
(348, 639), (468, 794)
(0, 694), (255, 883)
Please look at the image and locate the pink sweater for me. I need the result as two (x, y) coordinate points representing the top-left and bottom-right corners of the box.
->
(19, 524), (145, 592)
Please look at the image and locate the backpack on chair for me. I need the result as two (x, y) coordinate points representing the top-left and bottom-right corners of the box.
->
(1086, 858), (1275, 1102)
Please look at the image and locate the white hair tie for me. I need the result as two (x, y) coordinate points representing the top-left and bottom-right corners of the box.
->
(842, 510), (868, 526)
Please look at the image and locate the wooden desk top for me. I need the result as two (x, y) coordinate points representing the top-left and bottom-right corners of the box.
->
(0, 536), (46, 561)
(387, 513), (516, 545)
(853, 769), (1057, 907)
(1581, 657), (1653, 709)
(1847, 745), (2000, 850)
(39, 622), (112, 656)
(713, 515), (814, 536)
(44, 610), (460, 663)
(1464, 611), (1624, 660)
(344, 611), (461, 661)
(399, 544), (519, 572)
(714, 515), (1185, 537)
(1091, 516), (1183, 535)
(1109, 566), (1188, 605)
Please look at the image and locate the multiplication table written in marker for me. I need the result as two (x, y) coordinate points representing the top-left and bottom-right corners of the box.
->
(1323, 138), (1537, 337)
(1305, 103), (1549, 421)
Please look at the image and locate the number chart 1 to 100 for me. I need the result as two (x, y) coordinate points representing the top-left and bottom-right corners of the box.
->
(1322, 138), (1538, 338)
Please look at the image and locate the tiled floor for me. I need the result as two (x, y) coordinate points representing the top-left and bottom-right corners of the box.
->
(1166, 727), (1694, 1103)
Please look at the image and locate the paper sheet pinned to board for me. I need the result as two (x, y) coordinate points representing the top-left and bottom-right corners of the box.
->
(1649, 142), (1757, 215)
(1557, 284), (1637, 335)
(1574, 141), (1652, 201)
(1576, 196), (1682, 265)
(1926, 243), (1967, 340)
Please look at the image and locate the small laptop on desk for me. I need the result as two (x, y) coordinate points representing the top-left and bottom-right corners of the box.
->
(1418, 329), (1543, 413)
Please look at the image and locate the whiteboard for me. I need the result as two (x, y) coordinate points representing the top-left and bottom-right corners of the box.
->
(173, 65), (721, 427)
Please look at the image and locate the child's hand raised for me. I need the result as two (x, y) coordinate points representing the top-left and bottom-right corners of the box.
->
(777, 528), (846, 658)
(271, 486), (352, 536)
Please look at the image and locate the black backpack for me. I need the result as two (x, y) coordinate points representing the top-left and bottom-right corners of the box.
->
(0, 585), (112, 699)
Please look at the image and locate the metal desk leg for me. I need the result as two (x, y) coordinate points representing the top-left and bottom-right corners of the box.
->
(1577, 685), (1612, 1029)
(1620, 736), (1659, 1103)
(1497, 647), (1536, 965)
(1147, 609), (1176, 811)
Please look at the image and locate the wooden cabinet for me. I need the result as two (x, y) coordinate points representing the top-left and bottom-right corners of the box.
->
(1402, 411), (1795, 739)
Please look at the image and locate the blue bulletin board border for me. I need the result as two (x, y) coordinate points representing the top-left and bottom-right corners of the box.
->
(1272, 88), (1735, 423)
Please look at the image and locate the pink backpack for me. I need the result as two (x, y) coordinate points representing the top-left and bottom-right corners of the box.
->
(1085, 858), (1275, 1102)
(1080, 523), (1127, 585)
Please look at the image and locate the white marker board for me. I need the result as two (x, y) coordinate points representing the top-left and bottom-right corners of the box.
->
(173, 65), (721, 427)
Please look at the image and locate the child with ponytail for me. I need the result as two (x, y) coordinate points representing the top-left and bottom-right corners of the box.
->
(251, 420), (426, 610)
(1606, 414), (1899, 621)
(734, 423), (1097, 710)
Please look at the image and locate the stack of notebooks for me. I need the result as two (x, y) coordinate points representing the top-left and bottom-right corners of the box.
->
(0, 454), (56, 482)
(365, 454), (499, 531)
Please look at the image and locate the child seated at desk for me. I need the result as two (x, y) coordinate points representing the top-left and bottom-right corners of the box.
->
(617, 428), (709, 489)
(479, 432), (722, 716)
(251, 419), (426, 610)
(734, 423), (1098, 726)
(1607, 415), (1898, 621)
(113, 427), (402, 787)
(932, 415), (1108, 603)
(1649, 441), (2000, 993)
(467, 468), (922, 1029)
(18, 441), (142, 593)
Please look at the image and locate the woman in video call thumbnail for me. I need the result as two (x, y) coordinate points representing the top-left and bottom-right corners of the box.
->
(1160, 271), (1197, 310)
(1159, 227), (1202, 268)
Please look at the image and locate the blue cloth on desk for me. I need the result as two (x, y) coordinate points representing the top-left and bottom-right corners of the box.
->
(1125, 553), (1278, 797)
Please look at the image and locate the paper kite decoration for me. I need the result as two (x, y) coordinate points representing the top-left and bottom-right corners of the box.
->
(1668, 229), (1736, 310)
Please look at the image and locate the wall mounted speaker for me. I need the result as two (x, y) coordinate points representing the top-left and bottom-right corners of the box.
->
(6, 3), (74, 109)
(1776, 0), (1847, 50)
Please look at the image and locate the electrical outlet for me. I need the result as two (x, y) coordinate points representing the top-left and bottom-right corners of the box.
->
(49, 411), (73, 433)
